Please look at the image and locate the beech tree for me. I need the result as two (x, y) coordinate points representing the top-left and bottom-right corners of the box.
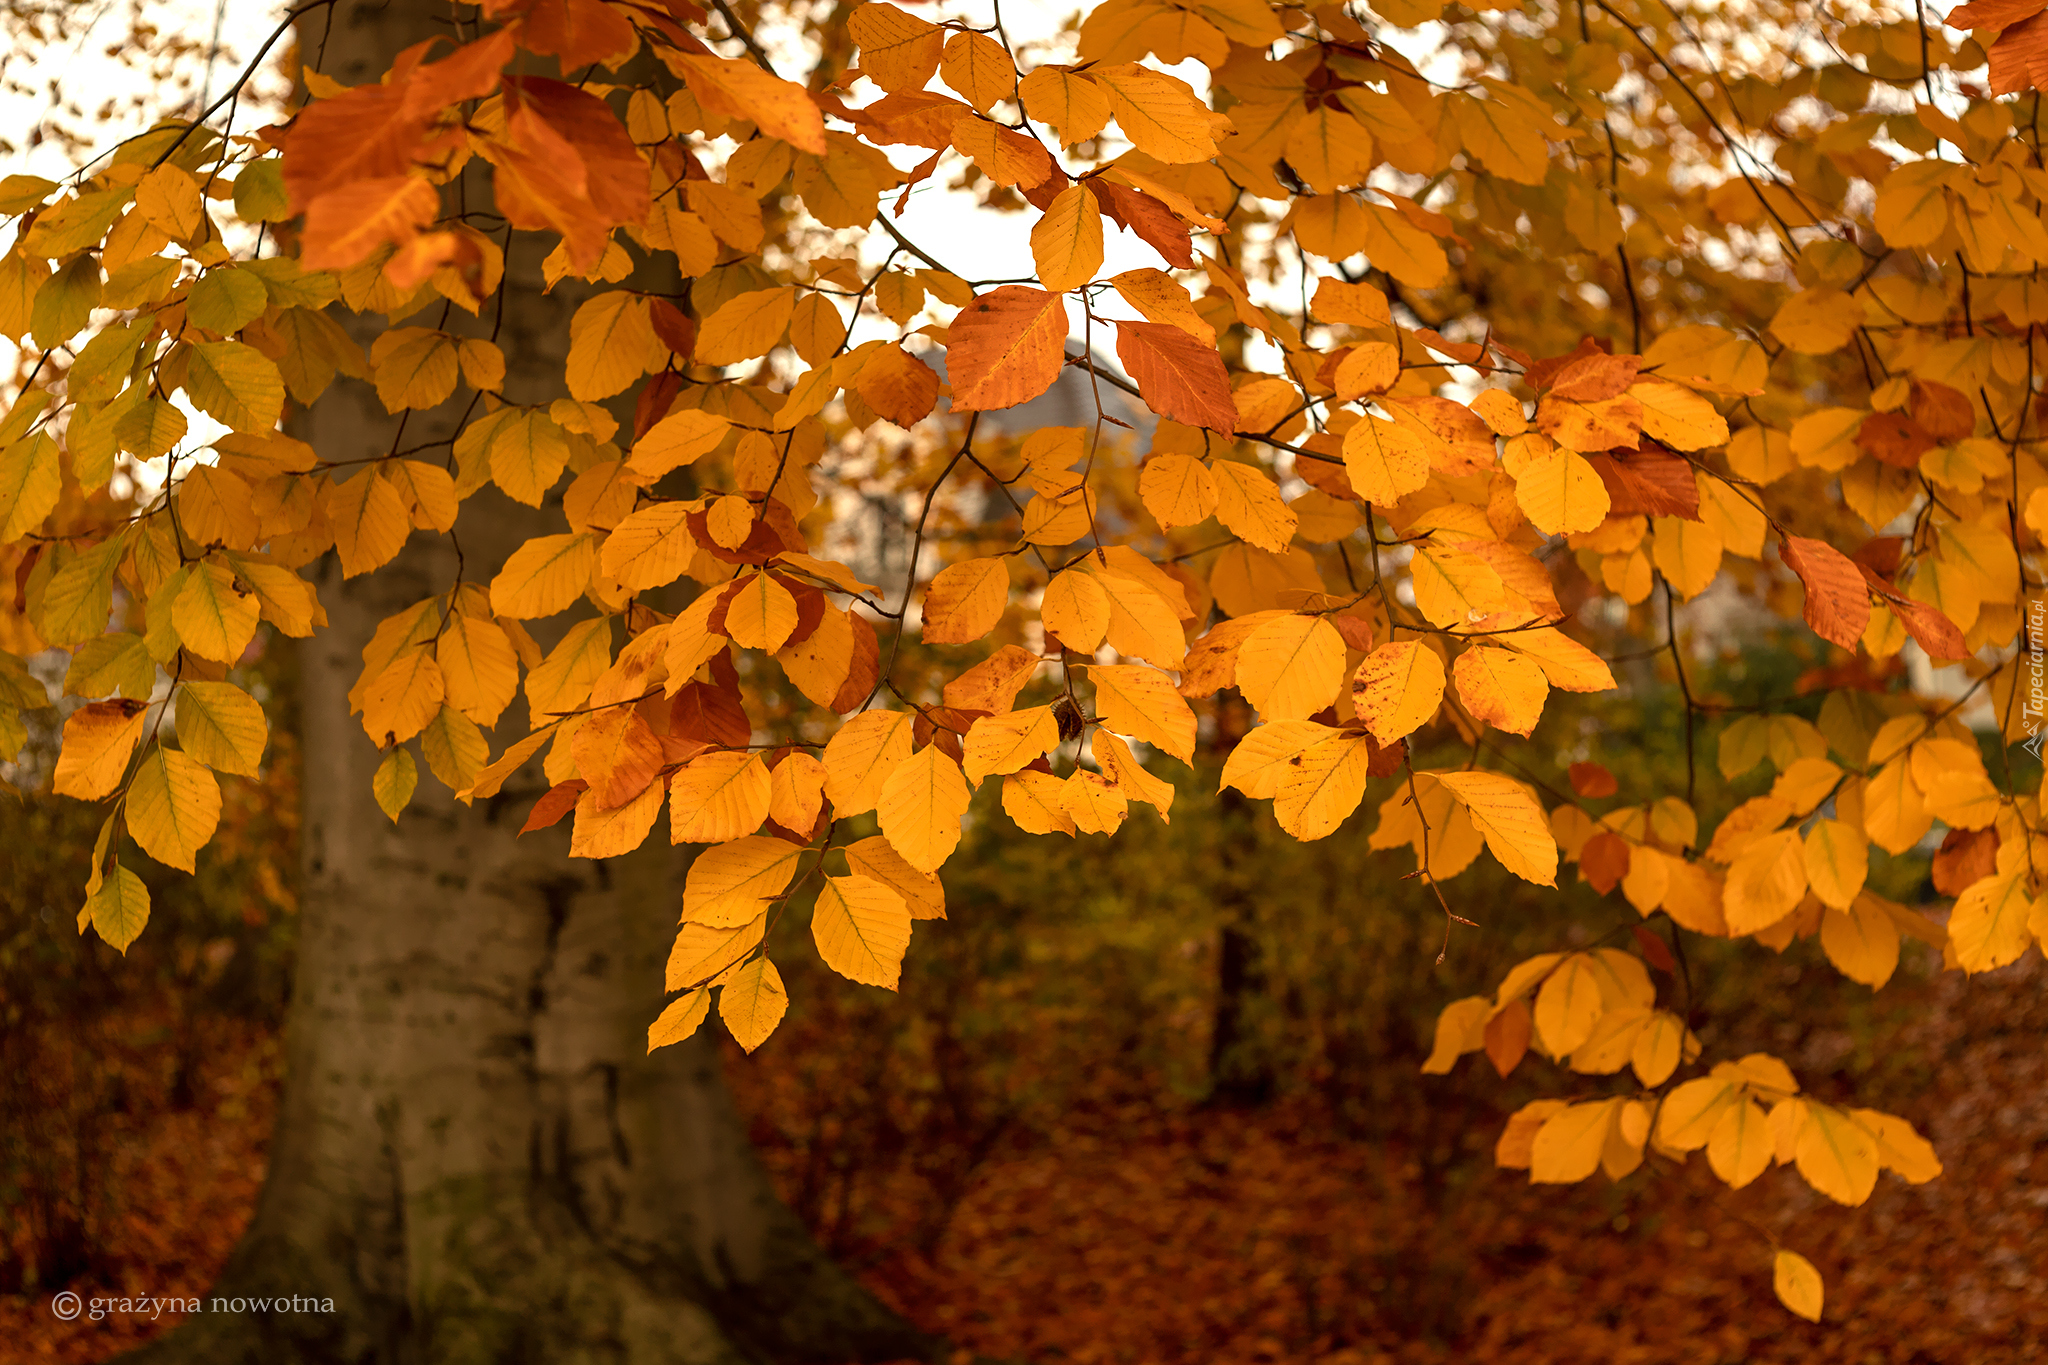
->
(3, 0), (2044, 1344)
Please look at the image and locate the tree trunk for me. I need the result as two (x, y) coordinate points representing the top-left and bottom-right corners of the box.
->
(129, 6), (937, 1362)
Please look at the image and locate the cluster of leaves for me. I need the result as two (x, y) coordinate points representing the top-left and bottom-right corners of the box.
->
(6, 0), (2048, 1321)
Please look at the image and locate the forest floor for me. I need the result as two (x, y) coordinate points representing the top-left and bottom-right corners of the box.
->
(4, 961), (2042, 1365)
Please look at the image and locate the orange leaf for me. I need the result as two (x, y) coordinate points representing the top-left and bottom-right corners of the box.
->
(854, 345), (941, 427)
(1780, 536), (1871, 650)
(671, 53), (828, 154)
(300, 176), (440, 271)
(947, 287), (1068, 411)
(1115, 320), (1234, 434)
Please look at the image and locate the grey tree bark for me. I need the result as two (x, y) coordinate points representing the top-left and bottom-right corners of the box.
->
(129, 4), (936, 1362)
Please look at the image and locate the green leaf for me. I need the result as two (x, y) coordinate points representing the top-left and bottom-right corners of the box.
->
(173, 681), (270, 777)
(374, 747), (418, 822)
(85, 863), (152, 954)
(187, 268), (270, 335)
(232, 158), (290, 222)
(184, 339), (285, 432)
(127, 745), (222, 873)
(0, 431), (61, 541)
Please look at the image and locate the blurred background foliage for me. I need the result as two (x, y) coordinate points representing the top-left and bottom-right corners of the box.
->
(0, 643), (296, 1300)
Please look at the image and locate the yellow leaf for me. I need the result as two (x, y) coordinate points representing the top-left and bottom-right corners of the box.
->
(369, 329), (460, 411)
(53, 702), (148, 800)
(1861, 1108), (1942, 1184)
(647, 986), (712, 1051)
(940, 29), (1014, 112)
(1, 431), (63, 541)
(172, 561), (261, 664)
(697, 286), (796, 365)
(1452, 645), (1549, 737)
(812, 874), (913, 988)
(527, 618), (614, 719)
(1770, 288), (1865, 354)
(1002, 769), (1076, 835)
(489, 533), (597, 619)
(1086, 663), (1196, 762)
(1030, 183), (1104, 294)
(1342, 416), (1430, 507)
(1802, 818), (1867, 911)
(1409, 548), (1506, 627)
(127, 745), (221, 873)
(360, 649), (445, 745)
(1500, 626), (1617, 692)
(173, 681), (269, 777)
(1018, 67), (1112, 146)
(1112, 270), (1215, 346)
(962, 706), (1059, 784)
(85, 862), (151, 953)
(1219, 720), (1336, 800)
(1949, 866), (2032, 973)
(1529, 1098), (1620, 1183)
(726, 571), (799, 653)
(1534, 953), (1603, 1055)
(601, 504), (696, 592)
(420, 704), (486, 792)
(628, 408), (731, 480)
(136, 164), (204, 238)
(1421, 996), (1491, 1074)
(1042, 568), (1111, 652)
(1795, 1104), (1879, 1206)
(327, 464), (407, 573)
(768, 751), (826, 833)
(683, 835), (808, 927)
(850, 2), (945, 92)
(1087, 63), (1218, 163)
(1094, 729), (1174, 818)
(1273, 731), (1374, 840)
(1631, 1011), (1685, 1086)
(1656, 1076), (1737, 1151)
(877, 744), (973, 872)
(1209, 460), (1298, 552)
(1820, 895), (1900, 989)
(671, 916), (770, 994)
(1443, 93), (1545, 184)
(1724, 828), (1808, 934)
(1707, 1098), (1772, 1188)
(845, 833), (946, 919)
(1090, 564), (1187, 667)
(774, 607), (851, 709)
(486, 410), (571, 508)
(1652, 517), (1723, 601)
(457, 728), (555, 804)
(822, 708), (915, 816)
(435, 612), (518, 728)
(183, 340), (284, 433)
(669, 751), (772, 844)
(922, 556), (1011, 644)
(1059, 768), (1128, 834)
(1629, 378), (1728, 451)
(1774, 1250), (1824, 1323)
(1284, 105), (1372, 193)
(706, 494), (754, 550)
(718, 956), (788, 1053)
(1515, 447), (1610, 535)
(1350, 641), (1444, 744)
(1333, 343), (1399, 401)
(1436, 769), (1557, 886)
(1235, 614), (1344, 722)
(373, 746), (417, 822)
